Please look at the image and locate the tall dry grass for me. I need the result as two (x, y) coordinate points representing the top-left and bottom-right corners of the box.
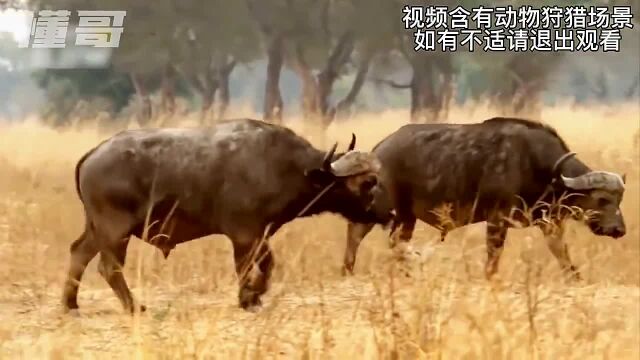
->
(0, 101), (638, 359)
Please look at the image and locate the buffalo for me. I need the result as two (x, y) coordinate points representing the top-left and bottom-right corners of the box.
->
(342, 117), (626, 280)
(62, 118), (394, 314)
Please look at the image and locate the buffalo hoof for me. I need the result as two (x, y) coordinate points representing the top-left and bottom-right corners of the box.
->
(486, 274), (506, 292)
(341, 265), (354, 277)
(245, 303), (263, 313)
(239, 288), (263, 311)
(572, 272), (583, 283)
(64, 308), (81, 318)
(392, 243), (422, 262)
(565, 267), (583, 283)
(128, 303), (147, 315)
(61, 302), (80, 315)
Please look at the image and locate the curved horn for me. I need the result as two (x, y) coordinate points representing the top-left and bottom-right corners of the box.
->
(552, 152), (576, 176)
(347, 133), (356, 151)
(322, 142), (338, 171)
(561, 171), (625, 191)
(330, 151), (380, 177)
(561, 174), (589, 190)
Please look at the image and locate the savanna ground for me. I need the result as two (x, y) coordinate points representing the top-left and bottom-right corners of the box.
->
(0, 102), (638, 359)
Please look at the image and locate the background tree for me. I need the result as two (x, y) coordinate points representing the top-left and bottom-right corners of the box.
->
(14, 0), (639, 125)
(173, 0), (260, 122)
(364, 0), (458, 123)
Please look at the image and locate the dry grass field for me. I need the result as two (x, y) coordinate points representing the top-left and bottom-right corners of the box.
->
(0, 102), (638, 359)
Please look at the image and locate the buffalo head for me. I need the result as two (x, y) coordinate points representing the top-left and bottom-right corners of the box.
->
(305, 133), (394, 225)
(560, 170), (626, 239)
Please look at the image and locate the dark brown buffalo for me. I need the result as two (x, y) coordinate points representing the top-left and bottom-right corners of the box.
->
(62, 118), (394, 314)
(342, 117), (626, 280)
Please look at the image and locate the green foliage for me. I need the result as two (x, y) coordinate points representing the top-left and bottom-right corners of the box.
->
(32, 68), (134, 120)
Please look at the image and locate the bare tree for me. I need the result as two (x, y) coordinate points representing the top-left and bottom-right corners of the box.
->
(246, 0), (287, 123)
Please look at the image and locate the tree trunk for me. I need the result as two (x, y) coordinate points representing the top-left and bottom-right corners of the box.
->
(264, 35), (284, 124)
(409, 54), (458, 123)
(189, 72), (218, 124)
(201, 81), (218, 124)
(594, 71), (609, 101)
(316, 32), (354, 127)
(130, 72), (152, 123)
(160, 63), (176, 116)
(511, 83), (543, 119)
(216, 59), (236, 120)
(291, 32), (354, 127)
(201, 86), (217, 118)
(291, 44), (321, 122)
(333, 51), (373, 120)
(493, 55), (547, 118)
(625, 75), (639, 99)
(437, 71), (455, 122)
(410, 62), (438, 123)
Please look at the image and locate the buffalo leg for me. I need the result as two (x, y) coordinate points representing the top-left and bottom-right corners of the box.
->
(541, 223), (581, 281)
(62, 227), (99, 312)
(97, 236), (146, 313)
(485, 220), (508, 280)
(389, 215), (417, 260)
(232, 239), (274, 310)
(342, 222), (374, 275)
(389, 215), (416, 248)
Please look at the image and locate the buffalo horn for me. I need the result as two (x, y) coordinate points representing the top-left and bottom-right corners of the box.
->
(347, 133), (356, 151)
(323, 142), (338, 171)
(561, 171), (625, 191)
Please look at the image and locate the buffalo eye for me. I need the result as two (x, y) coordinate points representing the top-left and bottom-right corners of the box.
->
(360, 177), (377, 192)
(597, 197), (611, 207)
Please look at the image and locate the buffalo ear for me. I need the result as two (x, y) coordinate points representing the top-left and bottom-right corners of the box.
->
(305, 168), (336, 188)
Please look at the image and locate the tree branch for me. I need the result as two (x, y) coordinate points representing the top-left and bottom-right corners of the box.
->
(370, 77), (411, 89)
(333, 50), (374, 117)
(319, 31), (355, 83)
(289, 43), (315, 83)
(224, 58), (237, 74)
